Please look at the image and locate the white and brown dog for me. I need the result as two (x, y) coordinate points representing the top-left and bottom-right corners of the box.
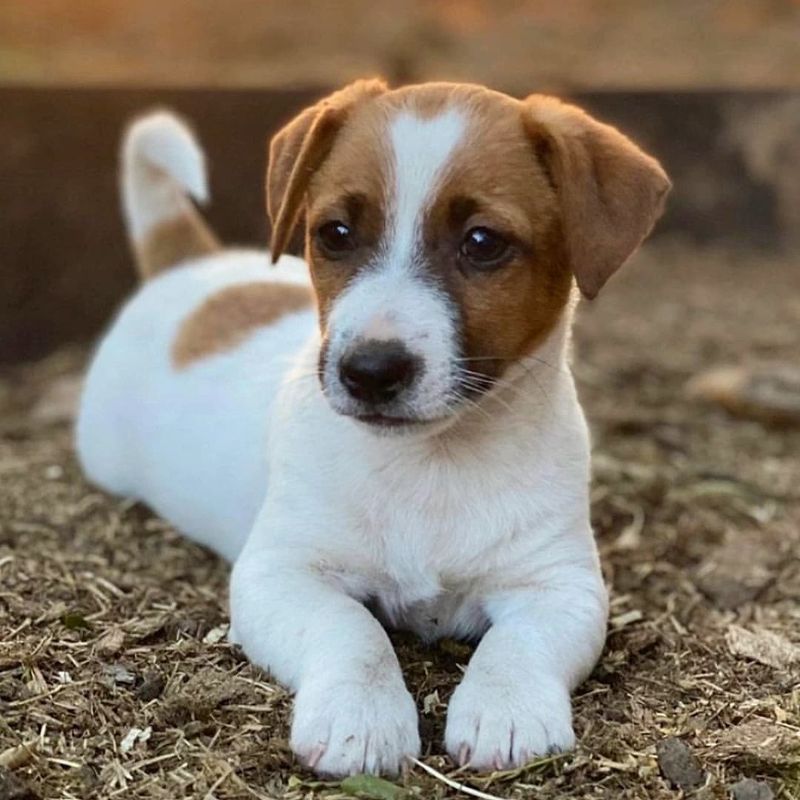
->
(77, 81), (669, 777)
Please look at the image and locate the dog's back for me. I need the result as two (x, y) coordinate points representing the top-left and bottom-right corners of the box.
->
(76, 111), (315, 560)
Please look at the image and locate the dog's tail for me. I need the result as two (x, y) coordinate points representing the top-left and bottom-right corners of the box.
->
(121, 110), (219, 280)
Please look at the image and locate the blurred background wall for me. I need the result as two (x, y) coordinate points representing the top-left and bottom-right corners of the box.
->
(3, 0), (800, 90)
(1, 0), (800, 363)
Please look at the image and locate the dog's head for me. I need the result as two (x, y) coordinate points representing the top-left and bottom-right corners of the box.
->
(267, 81), (670, 432)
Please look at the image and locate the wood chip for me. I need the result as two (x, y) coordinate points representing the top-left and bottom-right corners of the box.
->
(717, 719), (800, 764)
(0, 743), (37, 770)
(687, 363), (800, 426)
(119, 726), (152, 755)
(202, 623), (229, 644)
(96, 627), (125, 656)
(726, 625), (800, 669)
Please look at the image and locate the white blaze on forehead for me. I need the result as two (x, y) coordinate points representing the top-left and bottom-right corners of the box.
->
(386, 107), (466, 272)
(321, 106), (468, 421)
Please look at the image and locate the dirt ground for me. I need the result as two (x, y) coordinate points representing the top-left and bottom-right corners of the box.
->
(1, 245), (799, 799)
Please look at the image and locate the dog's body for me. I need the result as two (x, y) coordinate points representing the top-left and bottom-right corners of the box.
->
(79, 250), (312, 561)
(77, 83), (669, 777)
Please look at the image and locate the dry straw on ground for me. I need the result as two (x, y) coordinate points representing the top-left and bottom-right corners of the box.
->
(1, 247), (799, 799)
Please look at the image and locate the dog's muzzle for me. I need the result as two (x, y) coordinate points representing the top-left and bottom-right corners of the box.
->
(338, 339), (420, 407)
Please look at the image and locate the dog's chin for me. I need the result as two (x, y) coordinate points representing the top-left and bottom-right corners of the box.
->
(326, 399), (461, 438)
(351, 413), (431, 437)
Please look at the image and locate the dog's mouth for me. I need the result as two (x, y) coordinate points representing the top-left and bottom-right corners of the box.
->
(319, 349), (501, 433)
(326, 374), (500, 433)
(352, 412), (425, 429)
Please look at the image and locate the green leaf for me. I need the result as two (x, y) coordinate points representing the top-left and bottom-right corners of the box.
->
(340, 774), (405, 799)
(61, 611), (91, 630)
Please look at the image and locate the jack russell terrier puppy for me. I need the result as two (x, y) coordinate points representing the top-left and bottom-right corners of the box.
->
(77, 80), (670, 777)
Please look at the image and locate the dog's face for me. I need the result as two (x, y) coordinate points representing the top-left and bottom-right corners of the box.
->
(268, 82), (670, 432)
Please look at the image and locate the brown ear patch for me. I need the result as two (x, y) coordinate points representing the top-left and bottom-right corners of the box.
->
(171, 281), (312, 369)
(524, 95), (671, 299)
(268, 106), (347, 261)
(267, 78), (388, 262)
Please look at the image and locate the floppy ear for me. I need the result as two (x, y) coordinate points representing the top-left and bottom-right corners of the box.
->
(267, 79), (387, 262)
(524, 95), (671, 299)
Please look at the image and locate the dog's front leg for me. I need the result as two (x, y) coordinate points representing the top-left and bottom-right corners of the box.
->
(230, 551), (420, 777)
(445, 563), (608, 770)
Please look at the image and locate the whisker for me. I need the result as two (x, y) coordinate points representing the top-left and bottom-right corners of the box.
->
(455, 378), (518, 414)
(449, 372), (525, 419)
(456, 369), (527, 399)
(455, 365), (551, 410)
(444, 389), (493, 422)
(456, 354), (566, 375)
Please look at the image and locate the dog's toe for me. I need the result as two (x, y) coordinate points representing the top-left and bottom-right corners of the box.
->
(445, 674), (574, 771)
(291, 678), (420, 777)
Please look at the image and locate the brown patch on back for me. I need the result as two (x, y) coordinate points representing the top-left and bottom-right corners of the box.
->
(171, 281), (312, 369)
(136, 212), (220, 280)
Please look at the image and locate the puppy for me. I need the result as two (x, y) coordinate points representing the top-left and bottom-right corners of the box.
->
(77, 81), (669, 777)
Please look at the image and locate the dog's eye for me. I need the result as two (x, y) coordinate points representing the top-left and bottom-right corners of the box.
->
(316, 221), (354, 255)
(460, 227), (510, 268)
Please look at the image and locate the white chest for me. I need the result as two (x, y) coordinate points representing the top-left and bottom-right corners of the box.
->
(327, 456), (545, 640)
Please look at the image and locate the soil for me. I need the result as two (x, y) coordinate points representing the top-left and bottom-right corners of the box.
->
(1, 244), (799, 799)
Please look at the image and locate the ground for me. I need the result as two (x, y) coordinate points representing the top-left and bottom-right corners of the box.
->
(1, 246), (799, 800)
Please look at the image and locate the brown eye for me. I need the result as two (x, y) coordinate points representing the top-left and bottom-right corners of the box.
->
(460, 226), (510, 268)
(316, 220), (354, 256)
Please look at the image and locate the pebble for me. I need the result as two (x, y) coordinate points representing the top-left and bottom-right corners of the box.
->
(103, 663), (136, 686)
(730, 778), (773, 800)
(136, 670), (165, 701)
(656, 737), (706, 790)
(695, 535), (773, 609)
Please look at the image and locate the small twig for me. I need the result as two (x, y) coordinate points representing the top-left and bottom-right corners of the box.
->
(230, 771), (275, 800)
(410, 758), (506, 800)
(203, 765), (235, 800)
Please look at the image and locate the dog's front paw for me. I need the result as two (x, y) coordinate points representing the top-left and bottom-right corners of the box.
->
(291, 678), (420, 777)
(445, 674), (574, 771)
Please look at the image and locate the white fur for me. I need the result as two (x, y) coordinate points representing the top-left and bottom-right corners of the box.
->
(77, 250), (312, 562)
(78, 105), (609, 778)
(385, 108), (465, 274)
(322, 109), (466, 421)
(121, 110), (209, 242)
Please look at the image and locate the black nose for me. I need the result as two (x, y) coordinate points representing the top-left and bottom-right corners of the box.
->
(339, 340), (419, 405)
